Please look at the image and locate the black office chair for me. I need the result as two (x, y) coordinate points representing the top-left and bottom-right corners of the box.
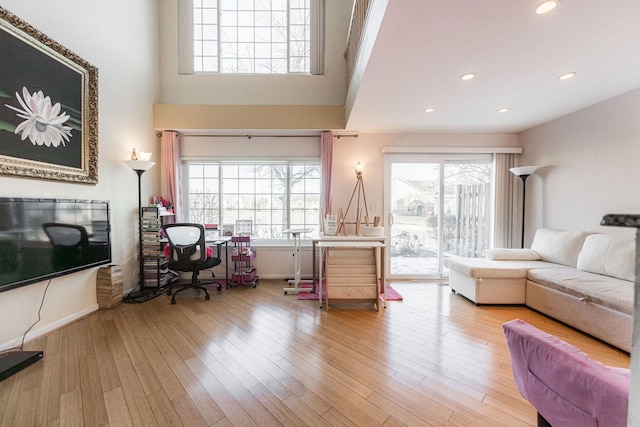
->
(43, 223), (89, 269)
(43, 223), (89, 248)
(162, 223), (221, 304)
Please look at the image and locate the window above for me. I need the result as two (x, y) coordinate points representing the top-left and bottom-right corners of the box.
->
(181, 0), (324, 75)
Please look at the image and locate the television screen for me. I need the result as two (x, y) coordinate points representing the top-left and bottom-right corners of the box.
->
(0, 198), (111, 292)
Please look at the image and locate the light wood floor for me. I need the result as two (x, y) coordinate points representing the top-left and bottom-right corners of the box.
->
(0, 280), (630, 426)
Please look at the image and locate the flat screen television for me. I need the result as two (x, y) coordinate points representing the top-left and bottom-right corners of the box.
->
(0, 198), (111, 293)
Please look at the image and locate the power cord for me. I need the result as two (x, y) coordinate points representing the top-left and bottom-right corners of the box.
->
(0, 279), (51, 355)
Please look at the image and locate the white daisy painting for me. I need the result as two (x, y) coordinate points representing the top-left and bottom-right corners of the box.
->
(5, 87), (73, 147)
(0, 6), (98, 184)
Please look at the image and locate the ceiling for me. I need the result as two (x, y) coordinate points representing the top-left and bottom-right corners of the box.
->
(345, 0), (640, 134)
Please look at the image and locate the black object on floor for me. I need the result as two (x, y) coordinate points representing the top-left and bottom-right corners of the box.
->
(0, 350), (44, 382)
(122, 288), (163, 303)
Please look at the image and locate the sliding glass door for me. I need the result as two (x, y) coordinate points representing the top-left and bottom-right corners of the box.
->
(384, 155), (494, 279)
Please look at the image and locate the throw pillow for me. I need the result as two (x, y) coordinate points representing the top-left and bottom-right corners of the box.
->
(576, 233), (635, 282)
(484, 248), (541, 260)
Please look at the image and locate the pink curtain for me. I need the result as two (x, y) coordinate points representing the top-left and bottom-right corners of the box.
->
(320, 131), (333, 216)
(161, 131), (183, 222)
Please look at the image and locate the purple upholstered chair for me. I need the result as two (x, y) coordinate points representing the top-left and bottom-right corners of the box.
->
(503, 319), (629, 427)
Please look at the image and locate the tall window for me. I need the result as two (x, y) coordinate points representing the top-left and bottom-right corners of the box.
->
(185, 161), (320, 239)
(192, 0), (312, 73)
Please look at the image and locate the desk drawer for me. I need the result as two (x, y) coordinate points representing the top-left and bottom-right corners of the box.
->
(328, 286), (378, 299)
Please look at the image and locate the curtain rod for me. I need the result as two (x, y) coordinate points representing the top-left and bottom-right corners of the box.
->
(156, 132), (359, 139)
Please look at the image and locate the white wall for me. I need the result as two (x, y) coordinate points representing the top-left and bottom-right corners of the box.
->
(519, 88), (640, 424)
(330, 133), (518, 228)
(519, 88), (640, 240)
(0, 1), (160, 349)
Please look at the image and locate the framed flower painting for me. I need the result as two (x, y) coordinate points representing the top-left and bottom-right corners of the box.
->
(0, 7), (98, 184)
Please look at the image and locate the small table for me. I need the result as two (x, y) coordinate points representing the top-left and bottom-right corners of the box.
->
(317, 240), (387, 311)
(312, 235), (387, 288)
(283, 228), (314, 295)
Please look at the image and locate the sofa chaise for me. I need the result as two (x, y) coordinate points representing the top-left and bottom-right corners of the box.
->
(445, 228), (635, 352)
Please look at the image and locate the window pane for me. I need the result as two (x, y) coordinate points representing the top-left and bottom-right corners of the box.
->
(239, 179), (254, 193)
(193, 0), (312, 75)
(222, 179), (238, 193)
(256, 195), (271, 208)
(238, 165), (255, 178)
(202, 40), (217, 56)
(220, 58), (237, 72)
(221, 27), (237, 42)
(190, 180), (205, 194)
(272, 28), (286, 43)
(202, 56), (218, 72)
(255, 43), (271, 58)
(271, 195), (285, 210)
(222, 164), (238, 178)
(185, 161), (319, 239)
(238, 27), (254, 42)
(221, 0), (237, 10)
(239, 195), (255, 210)
(256, 11), (271, 27)
(255, 27), (271, 42)
(202, 9), (218, 24)
(255, 59), (272, 73)
(238, 11), (254, 26)
(220, 10), (237, 26)
(237, 58), (254, 73)
(272, 0), (287, 11)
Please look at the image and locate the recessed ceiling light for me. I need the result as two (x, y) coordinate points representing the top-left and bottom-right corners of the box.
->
(461, 73), (476, 81)
(497, 108), (510, 113)
(535, 0), (559, 15)
(424, 107), (435, 113)
(558, 72), (576, 80)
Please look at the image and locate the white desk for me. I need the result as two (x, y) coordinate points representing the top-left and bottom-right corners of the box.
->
(283, 228), (314, 295)
(312, 235), (386, 290)
(317, 240), (386, 311)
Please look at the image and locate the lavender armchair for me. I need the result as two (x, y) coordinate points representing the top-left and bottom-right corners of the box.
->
(503, 319), (629, 427)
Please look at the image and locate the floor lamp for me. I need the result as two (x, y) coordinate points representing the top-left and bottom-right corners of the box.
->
(510, 166), (539, 248)
(124, 153), (155, 301)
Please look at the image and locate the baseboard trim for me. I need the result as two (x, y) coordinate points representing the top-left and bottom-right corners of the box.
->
(0, 304), (99, 351)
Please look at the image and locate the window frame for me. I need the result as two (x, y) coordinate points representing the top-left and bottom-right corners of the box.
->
(182, 159), (321, 242)
(180, 0), (324, 75)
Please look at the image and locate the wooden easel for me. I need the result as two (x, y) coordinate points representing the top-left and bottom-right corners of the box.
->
(337, 170), (370, 235)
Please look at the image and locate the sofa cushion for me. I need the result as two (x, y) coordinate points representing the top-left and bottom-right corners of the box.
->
(530, 229), (590, 267)
(527, 268), (634, 315)
(484, 248), (540, 260)
(576, 233), (635, 282)
(445, 256), (556, 279)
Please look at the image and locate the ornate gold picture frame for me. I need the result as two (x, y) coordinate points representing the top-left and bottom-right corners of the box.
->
(0, 7), (98, 184)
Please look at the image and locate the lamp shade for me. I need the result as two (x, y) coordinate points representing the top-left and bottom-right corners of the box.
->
(124, 160), (155, 171)
(509, 166), (539, 176)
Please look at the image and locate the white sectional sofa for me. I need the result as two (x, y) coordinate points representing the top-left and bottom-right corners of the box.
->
(445, 228), (635, 352)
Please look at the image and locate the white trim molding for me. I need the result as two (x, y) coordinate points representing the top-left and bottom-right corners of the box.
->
(381, 146), (523, 155)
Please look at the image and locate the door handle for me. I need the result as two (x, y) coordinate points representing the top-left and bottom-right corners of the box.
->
(388, 213), (395, 226)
